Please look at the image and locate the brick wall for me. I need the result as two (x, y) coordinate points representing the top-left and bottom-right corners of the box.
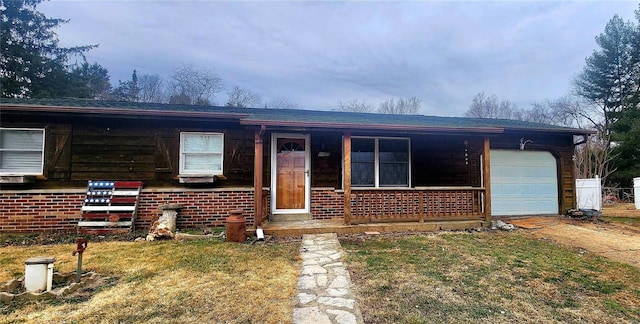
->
(0, 187), (346, 232)
(0, 188), (256, 233)
(311, 188), (344, 220)
(0, 191), (85, 232)
(138, 189), (256, 229)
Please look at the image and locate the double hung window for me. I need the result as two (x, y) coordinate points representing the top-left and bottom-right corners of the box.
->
(180, 132), (224, 175)
(0, 128), (45, 175)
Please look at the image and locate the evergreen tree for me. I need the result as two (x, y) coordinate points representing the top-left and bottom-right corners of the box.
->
(0, 0), (97, 98)
(608, 5), (640, 186)
(573, 14), (636, 136)
(65, 61), (111, 98)
(574, 9), (640, 186)
(111, 70), (141, 101)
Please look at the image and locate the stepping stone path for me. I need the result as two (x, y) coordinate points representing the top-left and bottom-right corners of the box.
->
(293, 233), (364, 324)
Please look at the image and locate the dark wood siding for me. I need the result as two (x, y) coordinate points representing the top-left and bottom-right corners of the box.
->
(411, 136), (482, 187)
(1, 113), (257, 188)
(311, 132), (342, 188)
(306, 133), (484, 189)
(70, 121), (158, 180)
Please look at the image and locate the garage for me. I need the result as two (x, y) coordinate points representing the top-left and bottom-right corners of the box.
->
(490, 150), (559, 216)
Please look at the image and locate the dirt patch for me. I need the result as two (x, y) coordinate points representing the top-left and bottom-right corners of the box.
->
(511, 216), (640, 268)
(505, 217), (563, 229)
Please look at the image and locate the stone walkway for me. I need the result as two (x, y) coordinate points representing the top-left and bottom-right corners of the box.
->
(293, 233), (364, 324)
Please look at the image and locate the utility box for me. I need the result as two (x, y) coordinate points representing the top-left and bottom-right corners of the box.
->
(24, 257), (55, 292)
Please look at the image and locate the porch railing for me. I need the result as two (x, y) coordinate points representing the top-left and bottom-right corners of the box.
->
(260, 189), (270, 225)
(348, 187), (485, 224)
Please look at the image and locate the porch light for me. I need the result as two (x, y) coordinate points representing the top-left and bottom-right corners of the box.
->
(520, 138), (533, 150)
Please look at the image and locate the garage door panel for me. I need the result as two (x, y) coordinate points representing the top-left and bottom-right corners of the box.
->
(491, 150), (558, 216)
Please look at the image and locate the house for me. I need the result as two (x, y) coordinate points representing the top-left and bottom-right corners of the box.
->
(0, 98), (592, 234)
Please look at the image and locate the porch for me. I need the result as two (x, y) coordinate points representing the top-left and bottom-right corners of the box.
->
(252, 129), (493, 232)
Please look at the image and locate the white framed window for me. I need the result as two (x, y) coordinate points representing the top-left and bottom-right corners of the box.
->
(0, 128), (45, 175)
(179, 132), (224, 175)
(350, 137), (410, 188)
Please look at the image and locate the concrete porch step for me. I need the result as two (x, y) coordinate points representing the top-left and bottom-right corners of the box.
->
(261, 219), (489, 237)
(270, 213), (313, 222)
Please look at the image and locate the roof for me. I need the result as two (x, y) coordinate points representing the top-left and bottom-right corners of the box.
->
(0, 98), (593, 135)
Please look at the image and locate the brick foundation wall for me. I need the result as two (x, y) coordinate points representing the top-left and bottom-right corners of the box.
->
(0, 188), (256, 233)
(311, 188), (344, 220)
(0, 191), (85, 232)
(0, 187), (347, 232)
(138, 189), (256, 229)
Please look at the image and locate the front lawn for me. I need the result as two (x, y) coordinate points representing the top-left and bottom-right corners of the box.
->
(341, 231), (640, 323)
(1, 238), (300, 323)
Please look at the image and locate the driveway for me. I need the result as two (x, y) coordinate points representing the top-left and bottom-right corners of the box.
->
(506, 216), (640, 268)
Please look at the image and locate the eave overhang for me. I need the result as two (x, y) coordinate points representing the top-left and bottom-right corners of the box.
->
(240, 119), (505, 134)
(0, 104), (249, 120)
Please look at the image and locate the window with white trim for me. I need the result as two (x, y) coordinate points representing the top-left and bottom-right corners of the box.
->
(351, 137), (410, 187)
(180, 132), (224, 175)
(0, 128), (45, 175)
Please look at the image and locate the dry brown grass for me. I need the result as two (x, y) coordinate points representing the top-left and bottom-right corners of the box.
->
(601, 203), (640, 229)
(602, 203), (640, 218)
(1, 238), (300, 323)
(341, 231), (640, 323)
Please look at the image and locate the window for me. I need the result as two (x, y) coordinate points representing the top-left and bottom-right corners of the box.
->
(350, 137), (410, 187)
(0, 128), (45, 175)
(180, 132), (224, 175)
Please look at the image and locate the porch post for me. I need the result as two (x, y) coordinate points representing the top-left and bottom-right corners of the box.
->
(482, 137), (492, 223)
(254, 127), (265, 228)
(343, 132), (351, 225)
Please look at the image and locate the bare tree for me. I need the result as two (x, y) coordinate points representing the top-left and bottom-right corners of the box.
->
(575, 132), (617, 181)
(265, 96), (299, 109)
(333, 99), (374, 113)
(530, 96), (603, 130)
(530, 95), (616, 184)
(378, 96), (421, 115)
(169, 64), (222, 105)
(465, 92), (518, 119)
(138, 74), (165, 103)
(225, 86), (262, 108)
(522, 103), (556, 124)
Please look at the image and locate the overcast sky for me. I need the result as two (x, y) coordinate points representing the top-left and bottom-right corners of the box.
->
(39, 1), (639, 116)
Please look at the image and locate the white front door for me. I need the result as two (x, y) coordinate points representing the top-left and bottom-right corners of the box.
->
(271, 133), (310, 214)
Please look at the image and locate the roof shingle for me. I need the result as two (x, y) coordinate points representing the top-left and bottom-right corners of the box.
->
(0, 98), (591, 134)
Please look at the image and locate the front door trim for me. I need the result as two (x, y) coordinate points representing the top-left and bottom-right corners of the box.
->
(270, 133), (311, 214)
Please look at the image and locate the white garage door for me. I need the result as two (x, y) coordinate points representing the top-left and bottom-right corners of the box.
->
(490, 150), (558, 216)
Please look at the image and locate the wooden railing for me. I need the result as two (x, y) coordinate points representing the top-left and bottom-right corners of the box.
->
(260, 189), (270, 225)
(348, 187), (485, 224)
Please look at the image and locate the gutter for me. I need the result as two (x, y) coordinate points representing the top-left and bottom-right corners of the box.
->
(0, 104), (249, 120)
(240, 119), (505, 134)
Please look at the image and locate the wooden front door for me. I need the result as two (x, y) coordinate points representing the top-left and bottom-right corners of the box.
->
(272, 134), (310, 213)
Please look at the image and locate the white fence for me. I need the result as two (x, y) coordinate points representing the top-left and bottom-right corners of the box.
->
(635, 177), (640, 209)
(576, 177), (602, 211)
